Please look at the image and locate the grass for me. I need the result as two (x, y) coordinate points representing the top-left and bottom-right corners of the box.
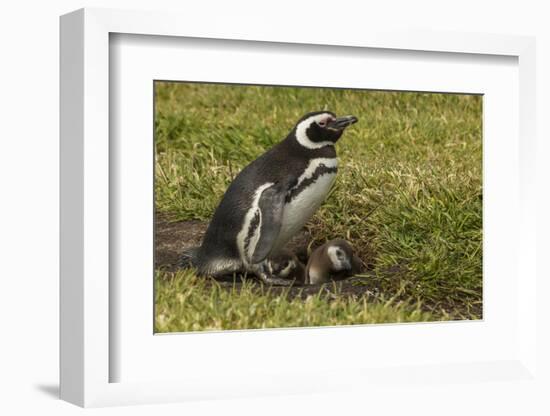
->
(154, 82), (482, 331)
(155, 270), (434, 332)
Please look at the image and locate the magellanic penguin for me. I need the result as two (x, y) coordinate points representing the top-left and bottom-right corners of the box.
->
(181, 111), (358, 285)
(266, 249), (306, 285)
(305, 239), (363, 285)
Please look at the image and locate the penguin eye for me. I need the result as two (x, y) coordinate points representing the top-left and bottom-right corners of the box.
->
(282, 260), (290, 268)
(318, 116), (336, 128)
(336, 250), (344, 258)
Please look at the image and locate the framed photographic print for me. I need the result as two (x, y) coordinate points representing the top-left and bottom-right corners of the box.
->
(60, 7), (538, 408)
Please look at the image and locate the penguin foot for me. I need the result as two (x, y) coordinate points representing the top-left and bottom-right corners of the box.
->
(251, 262), (293, 286)
(257, 273), (294, 286)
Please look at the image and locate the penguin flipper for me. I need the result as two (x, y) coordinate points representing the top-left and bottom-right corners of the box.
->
(251, 184), (287, 264)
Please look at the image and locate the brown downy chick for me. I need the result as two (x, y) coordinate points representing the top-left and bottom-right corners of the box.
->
(305, 239), (362, 285)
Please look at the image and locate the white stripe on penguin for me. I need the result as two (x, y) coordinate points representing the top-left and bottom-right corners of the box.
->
(293, 157), (338, 189)
(236, 182), (274, 265)
(295, 113), (336, 149)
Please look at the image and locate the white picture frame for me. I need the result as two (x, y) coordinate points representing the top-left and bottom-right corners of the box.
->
(60, 7), (538, 408)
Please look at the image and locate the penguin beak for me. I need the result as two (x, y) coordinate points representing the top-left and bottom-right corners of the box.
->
(327, 115), (358, 130)
(342, 259), (352, 272)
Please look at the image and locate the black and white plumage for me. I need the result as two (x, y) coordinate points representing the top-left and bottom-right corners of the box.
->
(181, 111), (358, 285)
(266, 249), (306, 285)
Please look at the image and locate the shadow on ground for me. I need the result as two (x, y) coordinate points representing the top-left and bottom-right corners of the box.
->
(34, 384), (59, 399)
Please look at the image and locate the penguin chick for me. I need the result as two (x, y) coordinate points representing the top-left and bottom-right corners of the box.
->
(305, 239), (362, 285)
(180, 111), (358, 285)
(266, 249), (306, 285)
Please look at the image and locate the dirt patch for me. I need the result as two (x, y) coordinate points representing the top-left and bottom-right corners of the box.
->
(155, 216), (207, 270)
(155, 215), (383, 300)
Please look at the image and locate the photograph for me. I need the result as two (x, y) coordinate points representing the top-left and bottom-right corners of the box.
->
(154, 81), (482, 332)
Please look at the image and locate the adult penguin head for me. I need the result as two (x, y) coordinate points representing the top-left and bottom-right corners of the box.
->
(293, 111), (358, 149)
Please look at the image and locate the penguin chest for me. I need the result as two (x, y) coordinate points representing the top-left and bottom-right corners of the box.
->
(276, 158), (338, 249)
